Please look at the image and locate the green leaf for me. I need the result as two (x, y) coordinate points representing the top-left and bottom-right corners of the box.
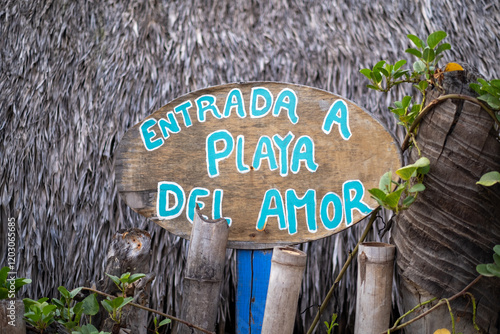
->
(406, 48), (422, 58)
(402, 96), (412, 108)
(14, 278), (31, 293)
(69, 287), (83, 299)
(394, 59), (406, 71)
(0, 287), (8, 299)
(76, 324), (107, 334)
(393, 70), (408, 79)
(58, 286), (71, 299)
(23, 298), (39, 311)
(407, 34), (423, 48)
(101, 299), (114, 313)
(413, 60), (426, 73)
(105, 273), (121, 288)
(385, 187), (404, 209)
(371, 69), (382, 84)
(494, 245), (500, 256)
(493, 253), (500, 267)
(476, 264), (494, 277)
(63, 320), (78, 330)
(0, 267), (9, 285)
(368, 188), (387, 202)
(42, 304), (57, 316)
(367, 84), (380, 91)
(490, 79), (500, 89)
(422, 47), (435, 63)
(117, 297), (134, 310)
(413, 157), (431, 168)
(399, 114), (416, 123)
(436, 43), (451, 55)
(419, 80), (429, 92)
(128, 273), (146, 284)
(417, 164), (430, 175)
(486, 263), (500, 277)
(396, 166), (417, 181)
(378, 67), (389, 77)
(374, 60), (386, 69)
(159, 318), (172, 327)
(480, 83), (500, 96)
(360, 68), (372, 80)
(411, 104), (421, 114)
(119, 272), (131, 283)
(25, 312), (41, 322)
(469, 83), (482, 95)
(409, 183), (426, 192)
(52, 298), (65, 309)
(477, 78), (489, 86)
(379, 171), (392, 193)
(82, 294), (100, 316)
(477, 171), (500, 186)
(403, 195), (416, 207)
(391, 107), (405, 116)
(73, 301), (84, 315)
(478, 94), (500, 109)
(427, 31), (447, 49)
(110, 297), (123, 309)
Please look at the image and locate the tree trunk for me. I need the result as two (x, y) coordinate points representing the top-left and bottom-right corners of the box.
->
(392, 70), (500, 333)
(93, 228), (154, 334)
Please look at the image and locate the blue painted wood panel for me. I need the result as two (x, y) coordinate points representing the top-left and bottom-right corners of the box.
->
(236, 249), (273, 334)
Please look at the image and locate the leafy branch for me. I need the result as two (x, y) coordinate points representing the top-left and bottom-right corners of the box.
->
(368, 157), (429, 214)
(80, 287), (215, 334)
(360, 31), (450, 144)
(382, 275), (482, 334)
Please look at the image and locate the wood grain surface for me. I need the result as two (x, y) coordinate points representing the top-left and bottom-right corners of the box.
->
(116, 82), (401, 249)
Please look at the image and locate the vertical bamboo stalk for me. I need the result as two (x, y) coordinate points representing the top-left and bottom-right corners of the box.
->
(177, 210), (229, 334)
(354, 242), (396, 334)
(261, 246), (307, 334)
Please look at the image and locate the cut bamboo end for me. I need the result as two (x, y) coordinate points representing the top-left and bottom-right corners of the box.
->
(354, 242), (396, 334)
(261, 246), (307, 334)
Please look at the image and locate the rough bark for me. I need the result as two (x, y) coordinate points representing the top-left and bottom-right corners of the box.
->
(93, 228), (154, 334)
(392, 70), (500, 333)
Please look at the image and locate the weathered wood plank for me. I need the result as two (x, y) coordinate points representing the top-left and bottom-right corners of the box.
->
(236, 249), (273, 333)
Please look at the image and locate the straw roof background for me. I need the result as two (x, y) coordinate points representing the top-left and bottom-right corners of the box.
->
(1, 0), (499, 332)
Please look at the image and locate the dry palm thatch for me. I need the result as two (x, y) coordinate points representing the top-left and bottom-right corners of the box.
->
(1, 0), (499, 332)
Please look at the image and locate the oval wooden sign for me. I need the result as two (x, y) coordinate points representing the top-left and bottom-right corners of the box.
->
(115, 82), (401, 249)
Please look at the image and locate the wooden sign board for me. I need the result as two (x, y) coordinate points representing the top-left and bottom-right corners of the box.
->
(115, 82), (401, 249)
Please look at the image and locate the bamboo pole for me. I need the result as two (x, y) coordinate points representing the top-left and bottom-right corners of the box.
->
(177, 210), (229, 334)
(354, 242), (396, 334)
(261, 246), (307, 334)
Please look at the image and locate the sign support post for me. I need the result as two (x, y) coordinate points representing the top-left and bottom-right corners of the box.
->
(236, 249), (273, 333)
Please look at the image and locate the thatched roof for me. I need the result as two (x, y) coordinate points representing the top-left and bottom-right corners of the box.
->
(1, 0), (499, 332)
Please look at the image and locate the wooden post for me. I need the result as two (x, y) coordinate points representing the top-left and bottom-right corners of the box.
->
(94, 228), (153, 333)
(261, 246), (307, 334)
(354, 242), (395, 334)
(177, 210), (229, 334)
(0, 300), (25, 334)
